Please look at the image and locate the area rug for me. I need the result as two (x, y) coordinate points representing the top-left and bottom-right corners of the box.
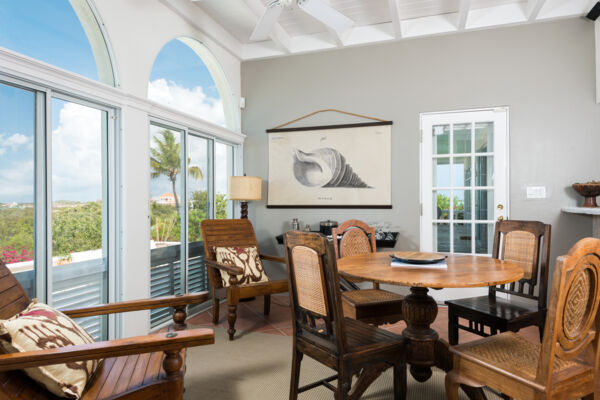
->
(184, 327), (501, 399)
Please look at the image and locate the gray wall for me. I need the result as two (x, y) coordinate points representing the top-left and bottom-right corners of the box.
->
(242, 18), (599, 280)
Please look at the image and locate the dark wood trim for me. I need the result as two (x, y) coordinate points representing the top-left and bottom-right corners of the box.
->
(266, 121), (392, 133)
(267, 205), (392, 209)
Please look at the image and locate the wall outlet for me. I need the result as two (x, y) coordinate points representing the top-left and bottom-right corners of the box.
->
(526, 185), (547, 199)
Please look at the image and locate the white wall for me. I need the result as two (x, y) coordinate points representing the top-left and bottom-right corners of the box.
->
(91, 0), (242, 337)
(242, 18), (600, 284)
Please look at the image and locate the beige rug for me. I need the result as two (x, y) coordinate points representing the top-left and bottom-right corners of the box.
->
(184, 327), (500, 399)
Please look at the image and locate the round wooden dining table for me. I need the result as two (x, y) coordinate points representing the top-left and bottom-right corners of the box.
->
(337, 251), (523, 393)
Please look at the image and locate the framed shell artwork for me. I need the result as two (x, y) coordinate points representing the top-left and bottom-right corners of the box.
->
(267, 121), (392, 208)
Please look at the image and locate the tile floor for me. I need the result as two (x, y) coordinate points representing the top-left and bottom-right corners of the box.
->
(188, 294), (540, 344)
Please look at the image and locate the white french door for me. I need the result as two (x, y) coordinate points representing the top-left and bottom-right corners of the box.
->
(420, 108), (509, 301)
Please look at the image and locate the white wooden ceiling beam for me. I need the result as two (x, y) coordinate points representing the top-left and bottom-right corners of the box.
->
(457, 0), (472, 30)
(526, 0), (547, 20)
(241, 0), (292, 53)
(387, 0), (403, 38)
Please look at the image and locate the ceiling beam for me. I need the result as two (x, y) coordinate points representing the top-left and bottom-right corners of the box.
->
(457, 0), (471, 30)
(387, 0), (403, 38)
(241, 0), (292, 53)
(526, 0), (547, 20)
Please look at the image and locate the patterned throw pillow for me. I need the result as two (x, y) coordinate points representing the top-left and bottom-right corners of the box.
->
(0, 300), (100, 399)
(215, 246), (270, 287)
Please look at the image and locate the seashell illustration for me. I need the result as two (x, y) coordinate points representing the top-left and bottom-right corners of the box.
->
(292, 147), (371, 188)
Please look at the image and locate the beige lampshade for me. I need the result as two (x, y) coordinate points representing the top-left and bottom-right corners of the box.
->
(228, 176), (262, 201)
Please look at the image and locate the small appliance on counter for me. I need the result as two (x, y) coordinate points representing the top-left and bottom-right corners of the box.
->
(319, 220), (338, 236)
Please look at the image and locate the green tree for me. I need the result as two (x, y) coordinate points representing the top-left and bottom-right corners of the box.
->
(52, 202), (102, 257)
(150, 129), (203, 212)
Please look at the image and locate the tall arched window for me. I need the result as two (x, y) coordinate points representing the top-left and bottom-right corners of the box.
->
(148, 38), (235, 129)
(0, 0), (115, 85)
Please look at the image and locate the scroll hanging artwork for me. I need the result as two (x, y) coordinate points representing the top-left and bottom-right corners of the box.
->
(267, 120), (392, 208)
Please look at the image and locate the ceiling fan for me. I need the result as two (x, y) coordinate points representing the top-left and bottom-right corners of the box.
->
(250, 0), (354, 41)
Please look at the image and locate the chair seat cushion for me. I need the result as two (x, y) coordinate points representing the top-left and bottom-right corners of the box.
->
(0, 301), (99, 399)
(215, 246), (270, 287)
(451, 331), (584, 380)
(445, 295), (542, 322)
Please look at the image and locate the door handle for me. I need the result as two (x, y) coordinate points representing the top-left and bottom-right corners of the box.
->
(497, 216), (504, 222)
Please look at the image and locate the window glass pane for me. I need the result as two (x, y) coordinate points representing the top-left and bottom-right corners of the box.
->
(453, 123), (471, 154)
(187, 135), (210, 294)
(475, 156), (494, 186)
(433, 158), (450, 187)
(475, 122), (493, 153)
(453, 156), (472, 187)
(432, 124), (449, 155)
(215, 142), (234, 219)
(149, 39), (225, 126)
(434, 190), (450, 220)
(149, 125), (183, 325)
(475, 190), (494, 220)
(453, 190), (471, 220)
(0, 0), (114, 85)
(475, 223), (494, 255)
(0, 83), (36, 297)
(454, 224), (472, 253)
(433, 223), (450, 253)
(51, 98), (107, 339)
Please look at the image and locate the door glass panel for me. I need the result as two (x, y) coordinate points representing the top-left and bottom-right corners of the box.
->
(453, 224), (471, 253)
(475, 122), (493, 153)
(453, 190), (471, 220)
(433, 158), (450, 187)
(0, 83), (36, 297)
(475, 156), (494, 186)
(475, 223), (494, 255)
(432, 124), (449, 155)
(187, 135), (210, 294)
(453, 157), (471, 187)
(453, 123), (471, 154)
(475, 190), (494, 220)
(433, 223), (450, 252)
(150, 125), (183, 325)
(215, 142), (234, 219)
(434, 190), (451, 220)
(51, 98), (107, 339)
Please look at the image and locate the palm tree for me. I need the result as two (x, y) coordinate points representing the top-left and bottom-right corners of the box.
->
(150, 129), (203, 212)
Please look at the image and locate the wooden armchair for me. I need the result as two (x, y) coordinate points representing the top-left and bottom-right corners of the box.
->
(446, 237), (600, 400)
(446, 220), (551, 344)
(200, 219), (288, 341)
(0, 259), (214, 400)
(332, 219), (404, 326)
(284, 230), (406, 400)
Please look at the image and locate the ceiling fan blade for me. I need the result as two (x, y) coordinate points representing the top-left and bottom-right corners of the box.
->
(298, 0), (354, 33)
(250, 3), (283, 42)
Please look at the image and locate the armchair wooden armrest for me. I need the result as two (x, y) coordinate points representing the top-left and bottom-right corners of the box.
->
(204, 259), (244, 275)
(260, 254), (286, 264)
(62, 292), (209, 319)
(0, 328), (214, 373)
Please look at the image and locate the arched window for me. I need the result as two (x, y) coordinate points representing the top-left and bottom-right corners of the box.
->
(148, 38), (235, 129)
(0, 0), (115, 85)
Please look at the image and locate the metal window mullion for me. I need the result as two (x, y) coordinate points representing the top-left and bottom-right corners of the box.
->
(209, 140), (215, 219)
(471, 121), (476, 254)
(45, 91), (53, 305)
(181, 130), (188, 294)
(449, 124), (454, 253)
(106, 108), (118, 339)
(34, 90), (48, 302)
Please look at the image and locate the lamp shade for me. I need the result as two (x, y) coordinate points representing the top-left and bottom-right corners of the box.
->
(228, 176), (262, 201)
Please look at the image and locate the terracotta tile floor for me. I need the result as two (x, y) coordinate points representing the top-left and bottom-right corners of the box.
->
(188, 294), (540, 344)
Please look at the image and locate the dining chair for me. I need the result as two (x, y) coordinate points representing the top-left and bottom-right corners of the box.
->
(445, 220), (551, 345)
(445, 237), (600, 400)
(283, 230), (406, 400)
(201, 219), (288, 340)
(332, 219), (404, 326)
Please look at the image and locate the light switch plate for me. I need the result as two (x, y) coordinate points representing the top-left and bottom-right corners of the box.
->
(526, 186), (546, 199)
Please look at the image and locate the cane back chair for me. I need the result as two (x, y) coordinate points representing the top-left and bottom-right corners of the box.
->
(446, 237), (600, 400)
(446, 220), (551, 344)
(0, 258), (214, 400)
(332, 220), (404, 326)
(284, 230), (406, 400)
(201, 219), (288, 340)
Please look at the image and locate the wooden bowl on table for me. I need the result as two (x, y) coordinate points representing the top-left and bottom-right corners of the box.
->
(572, 182), (600, 208)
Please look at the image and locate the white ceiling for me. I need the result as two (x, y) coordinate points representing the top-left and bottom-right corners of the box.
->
(190, 0), (595, 60)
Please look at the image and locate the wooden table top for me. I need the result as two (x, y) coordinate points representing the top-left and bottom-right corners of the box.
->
(337, 251), (524, 289)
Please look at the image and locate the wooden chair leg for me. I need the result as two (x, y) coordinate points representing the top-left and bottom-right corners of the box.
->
(336, 369), (351, 400)
(264, 294), (271, 315)
(445, 371), (461, 400)
(448, 308), (459, 345)
(212, 294), (220, 325)
(289, 349), (303, 400)
(227, 288), (240, 341)
(393, 360), (407, 400)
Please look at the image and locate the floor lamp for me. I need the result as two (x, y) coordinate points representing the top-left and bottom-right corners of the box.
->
(228, 176), (262, 219)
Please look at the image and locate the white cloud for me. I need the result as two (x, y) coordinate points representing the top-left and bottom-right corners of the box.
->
(0, 148), (5, 156)
(148, 79), (226, 127)
(0, 160), (34, 200)
(0, 133), (31, 151)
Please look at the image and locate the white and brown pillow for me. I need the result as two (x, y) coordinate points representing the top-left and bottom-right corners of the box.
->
(0, 300), (100, 399)
(214, 246), (270, 287)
